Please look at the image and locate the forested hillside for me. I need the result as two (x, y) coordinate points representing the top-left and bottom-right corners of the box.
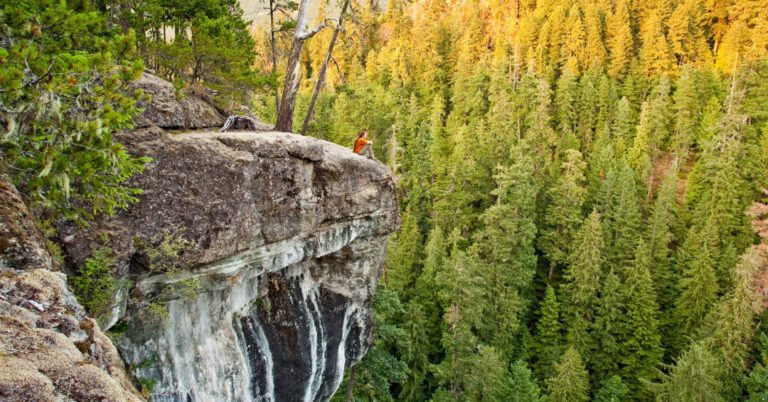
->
(252, 0), (768, 400)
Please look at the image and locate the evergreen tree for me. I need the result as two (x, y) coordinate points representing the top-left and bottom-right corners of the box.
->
(620, 240), (664, 395)
(539, 149), (587, 278)
(576, 75), (599, 146)
(595, 162), (643, 270)
(463, 345), (515, 401)
(647, 162), (680, 312)
(648, 75), (673, 150)
(555, 67), (579, 136)
(627, 102), (653, 198)
(434, 246), (484, 401)
(590, 270), (624, 383)
(475, 144), (538, 357)
(562, 211), (605, 351)
(545, 346), (590, 402)
(593, 376), (629, 402)
(639, 10), (675, 76)
(652, 344), (723, 402)
(672, 67), (702, 154)
(0, 0), (147, 220)
(509, 361), (544, 402)
(672, 222), (720, 350)
(335, 288), (410, 401)
(606, 0), (634, 77)
(531, 285), (564, 381)
(583, 4), (608, 72)
(699, 246), (766, 399)
(385, 208), (424, 298)
(611, 97), (634, 153)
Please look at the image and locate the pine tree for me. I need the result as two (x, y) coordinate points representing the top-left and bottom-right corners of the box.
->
(606, 0), (634, 77)
(611, 97), (635, 153)
(545, 346), (590, 402)
(673, 67), (702, 153)
(639, 10), (675, 76)
(595, 162), (643, 270)
(475, 144), (538, 357)
(1, 1), (148, 220)
(590, 270), (624, 383)
(463, 345), (515, 401)
(667, 0), (711, 65)
(594, 376), (629, 402)
(562, 211), (605, 351)
(399, 301), (434, 402)
(434, 246), (484, 400)
(539, 149), (588, 277)
(386, 208), (424, 298)
(672, 222), (720, 350)
(652, 344), (723, 402)
(699, 246), (766, 399)
(525, 79), (558, 172)
(620, 240), (664, 394)
(647, 162), (680, 312)
(556, 67), (579, 136)
(563, 5), (587, 71)
(509, 361), (544, 402)
(595, 76), (618, 135)
(627, 102), (653, 198)
(648, 75), (673, 149)
(583, 4), (608, 72)
(531, 285), (564, 381)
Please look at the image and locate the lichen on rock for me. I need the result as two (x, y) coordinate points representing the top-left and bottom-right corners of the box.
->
(0, 176), (142, 402)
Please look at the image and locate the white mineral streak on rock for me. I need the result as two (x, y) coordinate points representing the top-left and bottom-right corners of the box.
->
(244, 314), (275, 401)
(331, 305), (357, 394)
(300, 273), (328, 402)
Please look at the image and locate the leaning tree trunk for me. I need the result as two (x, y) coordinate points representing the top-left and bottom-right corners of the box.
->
(300, 0), (350, 136)
(275, 0), (324, 132)
(269, 0), (279, 114)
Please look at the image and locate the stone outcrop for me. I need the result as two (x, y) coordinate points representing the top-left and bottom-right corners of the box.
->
(0, 177), (142, 402)
(62, 126), (399, 401)
(131, 72), (227, 130)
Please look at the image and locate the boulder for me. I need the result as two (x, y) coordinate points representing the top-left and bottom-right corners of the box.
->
(0, 176), (142, 402)
(130, 73), (226, 130)
(61, 130), (400, 401)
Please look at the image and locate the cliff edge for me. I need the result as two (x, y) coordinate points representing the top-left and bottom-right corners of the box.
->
(58, 74), (400, 401)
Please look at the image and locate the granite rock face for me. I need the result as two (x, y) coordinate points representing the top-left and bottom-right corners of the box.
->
(130, 72), (226, 130)
(0, 176), (142, 402)
(62, 129), (400, 401)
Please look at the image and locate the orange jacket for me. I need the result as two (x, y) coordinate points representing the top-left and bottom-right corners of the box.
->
(354, 137), (369, 154)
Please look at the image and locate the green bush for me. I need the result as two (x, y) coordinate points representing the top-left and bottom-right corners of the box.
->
(0, 1), (148, 222)
(71, 246), (128, 322)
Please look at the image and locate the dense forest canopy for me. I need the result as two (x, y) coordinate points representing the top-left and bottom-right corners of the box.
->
(3, 0), (768, 401)
(253, 0), (768, 400)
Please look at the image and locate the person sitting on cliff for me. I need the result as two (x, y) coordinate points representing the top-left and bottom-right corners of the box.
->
(353, 130), (376, 160)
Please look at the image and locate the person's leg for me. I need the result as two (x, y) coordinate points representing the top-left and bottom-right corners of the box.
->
(361, 143), (376, 159)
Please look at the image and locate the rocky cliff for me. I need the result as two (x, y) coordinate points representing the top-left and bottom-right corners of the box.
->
(0, 177), (142, 401)
(57, 74), (400, 401)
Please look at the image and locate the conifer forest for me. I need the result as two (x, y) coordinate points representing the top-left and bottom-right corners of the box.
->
(2, 0), (768, 401)
(273, 1), (768, 400)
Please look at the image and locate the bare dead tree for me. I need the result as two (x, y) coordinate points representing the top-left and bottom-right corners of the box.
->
(275, 0), (326, 132)
(300, 0), (351, 136)
(269, 0), (279, 113)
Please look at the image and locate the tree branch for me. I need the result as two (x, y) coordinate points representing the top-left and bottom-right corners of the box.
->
(297, 21), (326, 40)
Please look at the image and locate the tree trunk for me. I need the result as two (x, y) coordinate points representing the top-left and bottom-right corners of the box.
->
(275, 0), (324, 133)
(300, 0), (350, 136)
(269, 0), (280, 114)
(345, 366), (356, 402)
